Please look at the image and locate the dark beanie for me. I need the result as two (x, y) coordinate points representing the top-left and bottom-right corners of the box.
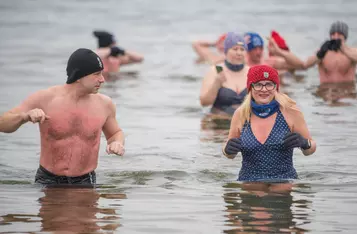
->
(66, 48), (104, 84)
(93, 30), (115, 48)
(330, 21), (349, 39)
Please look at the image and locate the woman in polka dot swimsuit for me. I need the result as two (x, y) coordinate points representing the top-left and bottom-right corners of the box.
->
(223, 65), (316, 192)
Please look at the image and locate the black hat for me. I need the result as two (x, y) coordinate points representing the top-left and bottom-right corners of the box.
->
(93, 30), (116, 48)
(66, 48), (103, 84)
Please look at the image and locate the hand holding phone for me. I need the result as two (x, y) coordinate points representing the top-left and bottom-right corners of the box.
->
(215, 65), (226, 83)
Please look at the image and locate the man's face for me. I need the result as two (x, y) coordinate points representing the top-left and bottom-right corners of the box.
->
(330, 32), (345, 42)
(79, 71), (105, 94)
(248, 47), (264, 63)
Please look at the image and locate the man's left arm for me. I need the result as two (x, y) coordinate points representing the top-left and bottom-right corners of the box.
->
(102, 100), (125, 156)
(119, 50), (144, 65)
(266, 37), (305, 70)
(340, 43), (357, 63)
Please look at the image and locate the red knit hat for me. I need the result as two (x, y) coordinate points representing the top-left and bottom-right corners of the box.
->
(247, 65), (280, 91)
(271, 30), (289, 51)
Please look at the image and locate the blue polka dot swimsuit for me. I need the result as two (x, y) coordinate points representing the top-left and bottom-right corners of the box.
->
(238, 109), (298, 182)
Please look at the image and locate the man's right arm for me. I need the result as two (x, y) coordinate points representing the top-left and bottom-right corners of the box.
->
(301, 41), (332, 69)
(303, 55), (319, 69)
(272, 46), (319, 70)
(192, 41), (225, 65)
(277, 53), (319, 70)
(0, 91), (44, 133)
(0, 111), (29, 133)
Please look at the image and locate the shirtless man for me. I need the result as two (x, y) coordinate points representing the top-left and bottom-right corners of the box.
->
(93, 30), (144, 76)
(244, 31), (302, 74)
(295, 21), (356, 84)
(244, 32), (265, 67)
(0, 48), (125, 185)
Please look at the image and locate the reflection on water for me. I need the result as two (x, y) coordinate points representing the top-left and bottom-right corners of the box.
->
(200, 115), (230, 143)
(1, 213), (39, 226)
(281, 72), (307, 86)
(39, 187), (103, 233)
(313, 81), (357, 106)
(0, 186), (126, 233)
(39, 186), (125, 233)
(222, 182), (312, 233)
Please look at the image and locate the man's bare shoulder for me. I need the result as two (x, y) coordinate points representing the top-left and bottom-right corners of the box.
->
(10, 85), (64, 112)
(95, 48), (111, 58)
(95, 93), (112, 101)
(45, 85), (63, 95)
(27, 85), (63, 100)
(94, 93), (117, 116)
(95, 93), (115, 107)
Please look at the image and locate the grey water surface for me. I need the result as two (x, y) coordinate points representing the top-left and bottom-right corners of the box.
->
(1, 0), (357, 233)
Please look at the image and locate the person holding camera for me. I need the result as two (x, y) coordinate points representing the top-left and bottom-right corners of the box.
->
(294, 21), (357, 84)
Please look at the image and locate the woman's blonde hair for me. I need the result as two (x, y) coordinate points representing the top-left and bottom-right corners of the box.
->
(238, 91), (297, 124)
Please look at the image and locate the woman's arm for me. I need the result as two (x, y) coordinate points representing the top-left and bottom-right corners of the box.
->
(289, 107), (316, 156)
(199, 66), (225, 106)
(222, 108), (243, 159)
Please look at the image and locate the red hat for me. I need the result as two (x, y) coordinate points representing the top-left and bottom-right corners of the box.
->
(247, 65), (280, 91)
(271, 30), (289, 51)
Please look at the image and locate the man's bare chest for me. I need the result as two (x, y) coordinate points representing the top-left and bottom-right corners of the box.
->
(322, 53), (353, 74)
(41, 104), (107, 140)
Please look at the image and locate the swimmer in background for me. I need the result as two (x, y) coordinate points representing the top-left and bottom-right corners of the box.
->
(286, 21), (357, 103)
(200, 32), (249, 118)
(244, 31), (304, 77)
(293, 21), (356, 84)
(93, 30), (144, 77)
(192, 33), (226, 65)
(244, 32), (265, 67)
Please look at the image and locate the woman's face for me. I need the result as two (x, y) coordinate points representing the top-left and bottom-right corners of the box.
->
(226, 44), (245, 64)
(251, 80), (277, 104)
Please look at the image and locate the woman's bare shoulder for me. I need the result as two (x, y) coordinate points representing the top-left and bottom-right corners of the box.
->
(232, 106), (245, 130)
(280, 104), (304, 128)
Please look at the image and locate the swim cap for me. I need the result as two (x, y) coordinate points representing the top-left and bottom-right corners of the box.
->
(329, 21), (348, 39)
(66, 48), (104, 84)
(271, 30), (289, 51)
(247, 65), (279, 91)
(224, 32), (246, 54)
(244, 32), (264, 51)
(93, 30), (116, 48)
